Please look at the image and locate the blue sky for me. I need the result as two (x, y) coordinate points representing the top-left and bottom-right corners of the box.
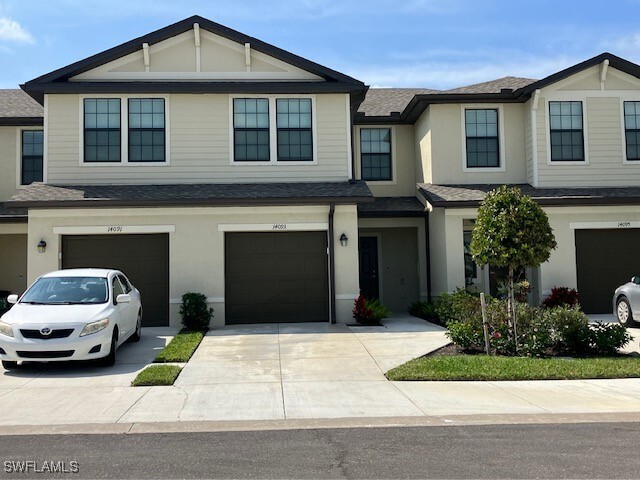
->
(0, 0), (639, 89)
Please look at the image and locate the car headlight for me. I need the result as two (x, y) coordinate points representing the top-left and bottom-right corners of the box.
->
(80, 318), (110, 337)
(0, 322), (14, 338)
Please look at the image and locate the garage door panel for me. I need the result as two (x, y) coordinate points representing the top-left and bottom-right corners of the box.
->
(575, 229), (640, 314)
(62, 234), (169, 326)
(225, 232), (329, 324)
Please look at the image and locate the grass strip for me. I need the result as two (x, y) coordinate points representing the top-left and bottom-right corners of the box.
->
(132, 364), (182, 386)
(386, 355), (640, 381)
(154, 329), (206, 363)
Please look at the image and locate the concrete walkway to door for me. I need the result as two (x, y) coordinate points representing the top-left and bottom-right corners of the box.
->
(118, 315), (451, 422)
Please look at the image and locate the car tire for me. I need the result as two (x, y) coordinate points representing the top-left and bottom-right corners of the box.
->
(616, 297), (634, 326)
(100, 329), (118, 367)
(1, 360), (17, 370)
(130, 311), (142, 343)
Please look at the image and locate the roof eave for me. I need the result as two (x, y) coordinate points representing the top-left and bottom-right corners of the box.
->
(0, 117), (43, 126)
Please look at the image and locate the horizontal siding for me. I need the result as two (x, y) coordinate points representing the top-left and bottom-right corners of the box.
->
(537, 96), (640, 187)
(46, 93), (349, 185)
(0, 126), (18, 202)
(524, 104), (533, 184)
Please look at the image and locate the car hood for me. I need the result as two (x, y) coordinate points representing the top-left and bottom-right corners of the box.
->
(0, 303), (112, 326)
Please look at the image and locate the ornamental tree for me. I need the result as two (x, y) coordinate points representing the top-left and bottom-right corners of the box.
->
(470, 186), (557, 344)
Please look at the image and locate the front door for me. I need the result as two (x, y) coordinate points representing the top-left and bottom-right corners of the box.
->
(359, 237), (379, 300)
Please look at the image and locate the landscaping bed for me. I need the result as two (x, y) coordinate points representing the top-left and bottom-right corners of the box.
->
(132, 364), (183, 386)
(154, 329), (206, 363)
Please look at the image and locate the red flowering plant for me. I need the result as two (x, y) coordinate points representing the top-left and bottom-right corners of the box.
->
(541, 287), (579, 309)
(352, 293), (389, 325)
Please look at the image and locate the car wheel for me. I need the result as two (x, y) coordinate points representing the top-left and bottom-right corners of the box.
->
(130, 311), (142, 343)
(616, 297), (634, 326)
(100, 329), (118, 367)
(1, 360), (17, 370)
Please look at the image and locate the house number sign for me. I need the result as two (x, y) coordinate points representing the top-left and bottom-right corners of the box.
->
(107, 226), (124, 233)
(272, 224), (287, 230)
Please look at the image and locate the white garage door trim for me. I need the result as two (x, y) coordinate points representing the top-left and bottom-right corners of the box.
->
(53, 225), (176, 235)
(218, 223), (328, 232)
(570, 221), (640, 230)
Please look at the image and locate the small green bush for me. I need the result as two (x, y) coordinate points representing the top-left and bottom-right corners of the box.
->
(408, 301), (440, 323)
(436, 289), (481, 325)
(179, 292), (213, 331)
(589, 322), (633, 356)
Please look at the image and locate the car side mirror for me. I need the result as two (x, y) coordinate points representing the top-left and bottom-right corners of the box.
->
(116, 293), (131, 304)
(633, 276), (640, 285)
(7, 295), (18, 304)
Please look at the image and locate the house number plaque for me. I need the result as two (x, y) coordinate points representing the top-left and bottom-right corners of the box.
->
(272, 224), (287, 230)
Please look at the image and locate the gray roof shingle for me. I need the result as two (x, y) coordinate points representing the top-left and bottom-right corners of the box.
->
(358, 197), (426, 217)
(6, 181), (373, 207)
(444, 76), (538, 94)
(419, 183), (640, 207)
(358, 88), (439, 117)
(0, 89), (43, 118)
(0, 203), (27, 222)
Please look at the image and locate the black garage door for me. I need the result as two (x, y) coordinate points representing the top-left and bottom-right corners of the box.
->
(225, 232), (329, 324)
(575, 229), (640, 313)
(62, 234), (169, 326)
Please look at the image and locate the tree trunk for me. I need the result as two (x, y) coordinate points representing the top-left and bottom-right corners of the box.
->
(508, 266), (518, 354)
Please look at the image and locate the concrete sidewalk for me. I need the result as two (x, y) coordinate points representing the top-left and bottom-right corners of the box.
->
(0, 318), (639, 430)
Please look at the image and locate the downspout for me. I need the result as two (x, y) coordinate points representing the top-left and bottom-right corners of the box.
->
(328, 204), (337, 323)
(424, 211), (432, 303)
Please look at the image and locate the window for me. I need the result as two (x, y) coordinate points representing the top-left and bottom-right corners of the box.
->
(549, 101), (584, 161)
(465, 109), (499, 168)
(276, 98), (313, 161)
(112, 277), (125, 305)
(360, 128), (392, 181)
(21, 130), (43, 185)
(117, 275), (132, 294)
(624, 101), (640, 161)
(128, 99), (165, 162)
(233, 98), (270, 162)
(84, 98), (121, 163)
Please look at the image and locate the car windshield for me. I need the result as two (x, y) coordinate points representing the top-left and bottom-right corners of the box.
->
(20, 276), (109, 305)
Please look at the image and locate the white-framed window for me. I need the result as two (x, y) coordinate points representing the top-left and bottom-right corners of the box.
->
(623, 101), (640, 161)
(460, 105), (505, 172)
(229, 95), (317, 165)
(549, 101), (585, 162)
(360, 127), (392, 181)
(20, 129), (44, 185)
(79, 95), (170, 166)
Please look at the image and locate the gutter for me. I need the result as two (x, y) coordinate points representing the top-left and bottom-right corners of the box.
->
(328, 204), (337, 324)
(424, 211), (432, 303)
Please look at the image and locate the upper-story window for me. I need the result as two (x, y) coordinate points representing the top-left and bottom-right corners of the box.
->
(465, 109), (499, 168)
(549, 101), (584, 162)
(21, 130), (43, 185)
(128, 99), (165, 163)
(84, 98), (121, 163)
(624, 101), (640, 161)
(233, 98), (270, 162)
(360, 128), (392, 181)
(276, 99), (313, 162)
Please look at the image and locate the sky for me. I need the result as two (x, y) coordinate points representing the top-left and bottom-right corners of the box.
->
(0, 0), (639, 90)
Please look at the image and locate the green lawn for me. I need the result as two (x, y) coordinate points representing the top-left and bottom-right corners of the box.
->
(386, 354), (640, 381)
(132, 365), (182, 386)
(154, 329), (206, 363)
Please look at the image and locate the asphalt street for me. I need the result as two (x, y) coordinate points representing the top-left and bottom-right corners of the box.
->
(0, 422), (639, 479)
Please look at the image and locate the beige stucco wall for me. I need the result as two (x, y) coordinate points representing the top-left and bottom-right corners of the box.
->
(533, 66), (640, 187)
(0, 126), (18, 202)
(27, 205), (360, 326)
(358, 217), (427, 305)
(0, 227), (27, 295)
(353, 124), (417, 197)
(414, 107), (432, 184)
(46, 93), (351, 185)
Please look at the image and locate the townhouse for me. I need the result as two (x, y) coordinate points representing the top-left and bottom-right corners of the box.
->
(1, 15), (639, 326)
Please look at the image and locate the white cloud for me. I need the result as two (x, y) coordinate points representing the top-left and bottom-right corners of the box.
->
(599, 33), (640, 62)
(0, 16), (34, 44)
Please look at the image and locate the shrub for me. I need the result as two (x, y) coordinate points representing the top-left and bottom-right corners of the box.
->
(541, 287), (579, 309)
(179, 292), (213, 331)
(588, 322), (632, 356)
(436, 289), (481, 325)
(408, 301), (440, 324)
(353, 294), (389, 325)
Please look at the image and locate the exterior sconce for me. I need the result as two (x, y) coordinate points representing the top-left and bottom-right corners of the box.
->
(339, 233), (348, 247)
(37, 240), (47, 253)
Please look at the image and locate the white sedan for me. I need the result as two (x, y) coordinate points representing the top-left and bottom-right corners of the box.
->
(0, 269), (142, 369)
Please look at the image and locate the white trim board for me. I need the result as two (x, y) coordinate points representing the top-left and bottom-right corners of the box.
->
(217, 223), (328, 232)
(569, 221), (640, 230)
(52, 225), (176, 235)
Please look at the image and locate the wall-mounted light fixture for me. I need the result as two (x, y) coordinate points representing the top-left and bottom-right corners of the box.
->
(339, 233), (348, 247)
(37, 239), (47, 253)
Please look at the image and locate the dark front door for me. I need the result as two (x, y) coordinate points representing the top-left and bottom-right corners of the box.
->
(225, 232), (329, 324)
(62, 234), (170, 326)
(359, 236), (379, 300)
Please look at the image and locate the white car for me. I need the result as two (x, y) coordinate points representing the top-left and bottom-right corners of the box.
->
(0, 269), (142, 369)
